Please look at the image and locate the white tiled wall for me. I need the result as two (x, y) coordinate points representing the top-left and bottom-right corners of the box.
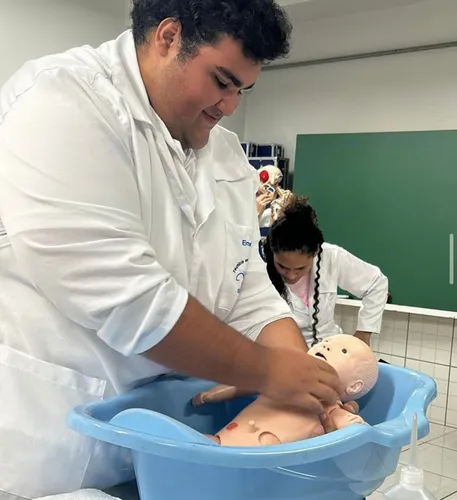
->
(335, 306), (457, 427)
(405, 359), (449, 426)
(449, 368), (457, 428)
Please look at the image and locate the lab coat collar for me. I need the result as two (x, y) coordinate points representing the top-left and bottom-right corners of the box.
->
(106, 31), (197, 168)
(107, 30), (154, 126)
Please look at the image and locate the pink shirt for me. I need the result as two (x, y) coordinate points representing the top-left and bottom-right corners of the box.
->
(288, 274), (311, 307)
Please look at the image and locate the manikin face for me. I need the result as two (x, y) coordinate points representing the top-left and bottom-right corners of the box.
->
(273, 251), (314, 285)
(308, 335), (378, 401)
(137, 20), (261, 150)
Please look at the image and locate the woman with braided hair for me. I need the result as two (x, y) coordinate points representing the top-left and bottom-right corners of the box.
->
(263, 196), (388, 348)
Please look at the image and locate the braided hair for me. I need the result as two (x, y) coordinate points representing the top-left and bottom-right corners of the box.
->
(262, 196), (324, 347)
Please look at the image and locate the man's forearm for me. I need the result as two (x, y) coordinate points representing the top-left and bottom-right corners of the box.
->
(256, 317), (308, 352)
(144, 295), (270, 391)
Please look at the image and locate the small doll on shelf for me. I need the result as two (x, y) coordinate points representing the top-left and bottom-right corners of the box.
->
(256, 165), (293, 230)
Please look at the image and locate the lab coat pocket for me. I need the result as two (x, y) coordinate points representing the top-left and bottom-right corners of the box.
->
(216, 221), (253, 319)
(0, 345), (106, 499)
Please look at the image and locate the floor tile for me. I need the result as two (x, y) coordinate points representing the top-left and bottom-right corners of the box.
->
(398, 443), (457, 479)
(424, 424), (457, 442)
(403, 423), (455, 451)
(430, 406), (447, 426)
(447, 409), (457, 428)
(429, 431), (457, 451)
(367, 492), (384, 499)
(378, 465), (457, 498)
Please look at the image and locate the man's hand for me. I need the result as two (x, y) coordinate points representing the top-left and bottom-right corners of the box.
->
(147, 297), (338, 413)
(354, 331), (371, 346)
(260, 347), (340, 414)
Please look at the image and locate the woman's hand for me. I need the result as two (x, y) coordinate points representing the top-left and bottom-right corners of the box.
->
(354, 331), (371, 346)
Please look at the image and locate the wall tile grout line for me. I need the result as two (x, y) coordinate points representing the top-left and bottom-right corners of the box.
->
(375, 354), (448, 368)
(445, 319), (456, 427)
(441, 491), (457, 500)
(406, 311), (411, 357)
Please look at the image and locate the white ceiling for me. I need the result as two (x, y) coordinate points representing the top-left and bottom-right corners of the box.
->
(69, 0), (430, 29)
(278, 0), (429, 22)
(70, 0), (428, 24)
(270, 0), (456, 67)
(68, 0), (129, 20)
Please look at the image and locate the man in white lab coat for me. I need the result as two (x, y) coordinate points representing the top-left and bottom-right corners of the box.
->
(0, 0), (342, 497)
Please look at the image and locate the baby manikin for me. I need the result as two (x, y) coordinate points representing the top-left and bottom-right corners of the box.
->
(192, 335), (379, 446)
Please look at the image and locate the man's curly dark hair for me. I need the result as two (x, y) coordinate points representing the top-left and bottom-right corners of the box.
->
(131, 0), (292, 64)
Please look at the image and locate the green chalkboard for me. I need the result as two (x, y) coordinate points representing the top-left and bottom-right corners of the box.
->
(294, 131), (457, 312)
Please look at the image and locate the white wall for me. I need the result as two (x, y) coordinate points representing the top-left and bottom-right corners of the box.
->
(245, 47), (457, 171)
(243, 0), (457, 171)
(220, 96), (248, 139)
(0, 0), (128, 85)
(281, 0), (457, 64)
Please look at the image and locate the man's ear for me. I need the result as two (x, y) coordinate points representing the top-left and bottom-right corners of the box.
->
(346, 380), (364, 396)
(154, 18), (182, 57)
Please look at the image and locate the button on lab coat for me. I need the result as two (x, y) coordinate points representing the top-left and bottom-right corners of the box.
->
(0, 31), (292, 498)
(288, 243), (388, 347)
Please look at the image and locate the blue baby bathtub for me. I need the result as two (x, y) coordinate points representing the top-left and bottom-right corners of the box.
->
(68, 363), (436, 500)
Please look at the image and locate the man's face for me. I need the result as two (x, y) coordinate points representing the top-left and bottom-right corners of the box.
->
(141, 22), (261, 150)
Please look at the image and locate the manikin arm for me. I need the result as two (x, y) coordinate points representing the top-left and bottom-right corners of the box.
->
(327, 405), (367, 429)
(192, 385), (254, 407)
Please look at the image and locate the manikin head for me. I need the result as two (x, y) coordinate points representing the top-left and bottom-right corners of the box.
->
(131, 0), (292, 150)
(308, 335), (379, 402)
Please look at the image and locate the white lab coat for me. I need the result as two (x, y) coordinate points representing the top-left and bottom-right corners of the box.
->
(287, 243), (388, 347)
(0, 31), (292, 498)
